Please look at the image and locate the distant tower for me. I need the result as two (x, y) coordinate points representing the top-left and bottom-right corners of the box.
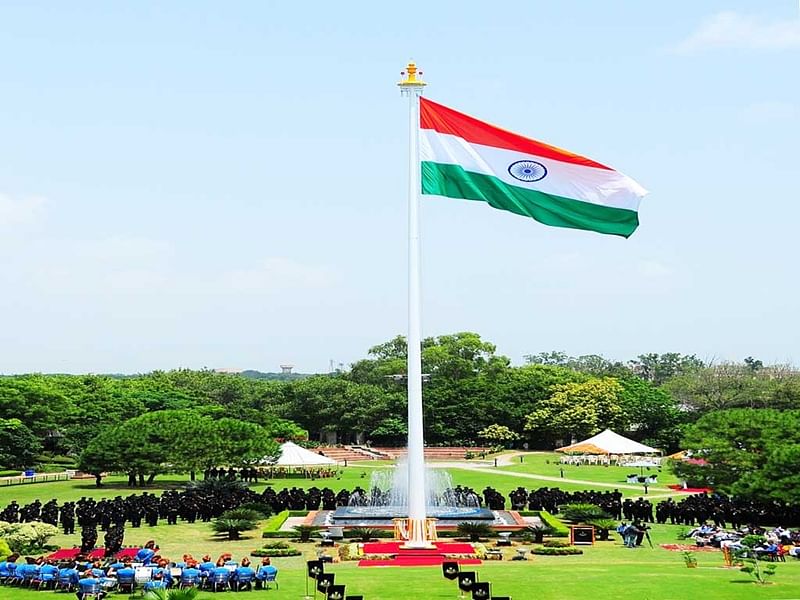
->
(280, 364), (294, 374)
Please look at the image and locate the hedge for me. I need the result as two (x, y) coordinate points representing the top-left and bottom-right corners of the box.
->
(251, 548), (301, 557)
(261, 510), (312, 538)
(531, 546), (583, 555)
(538, 510), (570, 538)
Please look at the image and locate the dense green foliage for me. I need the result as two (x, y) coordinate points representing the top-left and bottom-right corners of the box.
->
(2, 336), (800, 506)
(675, 409), (800, 502)
(78, 410), (280, 484)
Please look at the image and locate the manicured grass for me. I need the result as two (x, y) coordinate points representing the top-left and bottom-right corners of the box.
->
(0, 463), (797, 600)
(2, 524), (800, 599)
(499, 452), (681, 487)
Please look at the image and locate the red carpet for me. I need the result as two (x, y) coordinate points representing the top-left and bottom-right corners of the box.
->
(362, 542), (475, 554)
(359, 557), (482, 567)
(668, 485), (713, 493)
(47, 547), (141, 561)
(358, 541), (480, 567)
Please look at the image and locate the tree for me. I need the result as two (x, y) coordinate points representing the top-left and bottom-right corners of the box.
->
(79, 410), (279, 485)
(477, 424), (520, 447)
(676, 409), (800, 501)
(524, 378), (624, 444)
(665, 363), (799, 413)
(523, 352), (629, 377)
(627, 353), (705, 386)
(0, 418), (41, 469)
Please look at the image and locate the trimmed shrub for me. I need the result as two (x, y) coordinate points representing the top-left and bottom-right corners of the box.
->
(538, 511), (570, 538)
(251, 547), (301, 557)
(262, 510), (290, 536)
(543, 539), (570, 548)
(560, 503), (609, 523)
(531, 546), (583, 555)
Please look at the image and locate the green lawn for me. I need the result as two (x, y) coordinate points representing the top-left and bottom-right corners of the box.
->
(499, 452), (681, 487)
(0, 463), (798, 599)
(1, 524), (799, 599)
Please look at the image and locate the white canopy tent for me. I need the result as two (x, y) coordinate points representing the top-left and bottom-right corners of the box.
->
(274, 441), (337, 467)
(556, 429), (660, 455)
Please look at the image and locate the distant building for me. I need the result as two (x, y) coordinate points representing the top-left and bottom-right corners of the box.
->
(280, 364), (294, 374)
(213, 367), (244, 374)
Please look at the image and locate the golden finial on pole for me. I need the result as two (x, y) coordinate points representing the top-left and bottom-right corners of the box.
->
(398, 61), (426, 89)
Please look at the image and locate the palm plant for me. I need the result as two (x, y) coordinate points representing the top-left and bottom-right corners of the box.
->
(456, 522), (492, 542)
(560, 503), (609, 523)
(587, 519), (618, 541)
(220, 507), (265, 522)
(293, 524), (323, 542)
(211, 517), (258, 540)
(348, 527), (379, 542)
(145, 588), (200, 600)
(527, 523), (554, 544)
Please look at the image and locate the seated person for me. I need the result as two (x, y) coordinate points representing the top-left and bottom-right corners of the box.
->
(58, 562), (80, 586)
(198, 555), (214, 574)
(116, 562), (135, 586)
(210, 558), (231, 588)
(89, 560), (106, 578)
(180, 560), (201, 586)
(255, 557), (277, 590)
(38, 560), (59, 588)
(135, 541), (158, 565)
(233, 557), (255, 591)
(76, 570), (106, 600)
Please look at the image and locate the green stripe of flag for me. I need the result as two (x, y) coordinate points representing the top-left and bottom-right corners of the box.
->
(421, 161), (639, 238)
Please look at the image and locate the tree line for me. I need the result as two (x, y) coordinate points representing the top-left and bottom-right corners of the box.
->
(1, 332), (799, 498)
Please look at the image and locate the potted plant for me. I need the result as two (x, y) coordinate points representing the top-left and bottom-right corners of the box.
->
(682, 551), (698, 568)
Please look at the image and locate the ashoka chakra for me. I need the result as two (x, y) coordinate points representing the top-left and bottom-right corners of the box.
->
(508, 160), (547, 182)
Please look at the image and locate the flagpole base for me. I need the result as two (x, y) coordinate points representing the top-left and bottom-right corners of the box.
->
(395, 517), (438, 549)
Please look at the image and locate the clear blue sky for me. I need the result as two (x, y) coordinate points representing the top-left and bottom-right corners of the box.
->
(1, 1), (798, 374)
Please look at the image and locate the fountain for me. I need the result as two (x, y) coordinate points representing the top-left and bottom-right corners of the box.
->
(330, 461), (496, 526)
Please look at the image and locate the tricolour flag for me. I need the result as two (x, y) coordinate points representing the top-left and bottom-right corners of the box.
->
(419, 98), (647, 238)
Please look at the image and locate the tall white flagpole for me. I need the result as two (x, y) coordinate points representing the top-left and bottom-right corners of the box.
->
(398, 61), (431, 549)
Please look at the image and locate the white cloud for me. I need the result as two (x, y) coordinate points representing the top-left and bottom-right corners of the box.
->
(0, 193), (45, 227)
(673, 11), (800, 53)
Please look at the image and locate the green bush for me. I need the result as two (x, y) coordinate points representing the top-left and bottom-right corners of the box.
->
(292, 525), (322, 542)
(0, 538), (11, 560)
(212, 518), (258, 540)
(251, 547), (301, 557)
(538, 510), (570, 538)
(531, 546), (583, 555)
(261, 531), (296, 539)
(542, 539), (570, 548)
(346, 527), (382, 542)
(221, 508), (265, 522)
(262, 541), (291, 549)
(560, 503), (609, 523)
(456, 522), (492, 542)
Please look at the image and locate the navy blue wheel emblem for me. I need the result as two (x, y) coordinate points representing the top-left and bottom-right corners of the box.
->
(508, 160), (547, 182)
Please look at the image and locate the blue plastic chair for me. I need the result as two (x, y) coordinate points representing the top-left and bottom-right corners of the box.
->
(77, 579), (103, 599)
(211, 570), (230, 592)
(37, 564), (59, 590)
(117, 570), (136, 593)
(56, 569), (78, 592)
(180, 571), (200, 589)
(234, 570), (255, 591)
(264, 569), (279, 590)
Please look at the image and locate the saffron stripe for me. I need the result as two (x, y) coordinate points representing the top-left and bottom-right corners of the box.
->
(420, 98), (612, 171)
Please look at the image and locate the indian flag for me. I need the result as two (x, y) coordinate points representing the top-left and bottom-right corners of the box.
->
(419, 98), (648, 238)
